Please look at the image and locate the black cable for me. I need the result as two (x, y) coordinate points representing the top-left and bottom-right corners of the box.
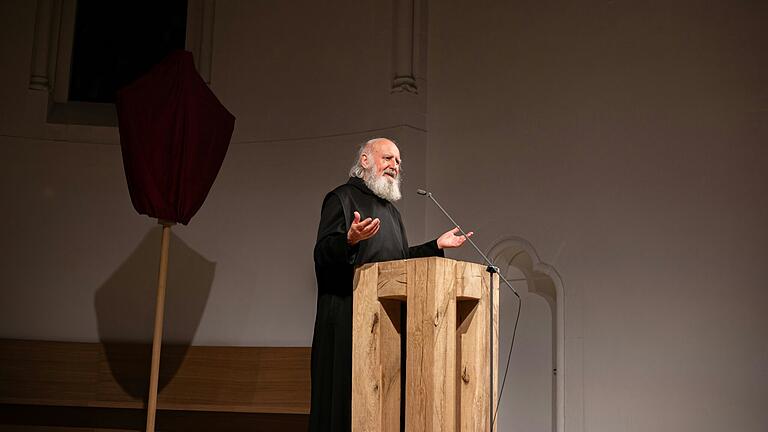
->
(492, 285), (522, 429)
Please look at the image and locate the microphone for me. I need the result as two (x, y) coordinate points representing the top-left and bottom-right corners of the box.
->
(415, 188), (519, 298)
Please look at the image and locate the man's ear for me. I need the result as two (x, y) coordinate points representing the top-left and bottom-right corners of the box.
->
(360, 153), (369, 169)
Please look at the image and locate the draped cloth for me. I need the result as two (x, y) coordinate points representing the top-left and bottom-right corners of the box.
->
(116, 50), (235, 225)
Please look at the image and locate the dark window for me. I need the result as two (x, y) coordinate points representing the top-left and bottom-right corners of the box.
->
(68, 0), (188, 103)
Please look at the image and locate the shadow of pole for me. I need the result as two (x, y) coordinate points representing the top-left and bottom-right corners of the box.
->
(94, 226), (216, 399)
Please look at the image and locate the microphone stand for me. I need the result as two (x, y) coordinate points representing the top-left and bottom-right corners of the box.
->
(417, 189), (520, 431)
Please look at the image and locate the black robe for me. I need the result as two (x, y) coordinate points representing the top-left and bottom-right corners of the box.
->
(309, 177), (443, 432)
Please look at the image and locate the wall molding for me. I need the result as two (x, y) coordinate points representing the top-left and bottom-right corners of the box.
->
(391, 0), (426, 94)
(28, 0), (59, 91)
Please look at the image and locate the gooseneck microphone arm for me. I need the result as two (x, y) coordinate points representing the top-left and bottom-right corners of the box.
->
(416, 189), (520, 299)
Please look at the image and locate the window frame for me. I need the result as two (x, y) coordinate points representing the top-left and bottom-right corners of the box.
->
(30, 0), (215, 126)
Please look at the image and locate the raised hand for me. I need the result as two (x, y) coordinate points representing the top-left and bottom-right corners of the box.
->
(347, 211), (381, 245)
(437, 227), (473, 249)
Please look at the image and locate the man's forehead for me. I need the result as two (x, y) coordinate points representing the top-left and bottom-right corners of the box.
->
(371, 139), (400, 156)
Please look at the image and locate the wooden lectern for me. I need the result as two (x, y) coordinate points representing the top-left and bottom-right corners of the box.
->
(352, 257), (499, 432)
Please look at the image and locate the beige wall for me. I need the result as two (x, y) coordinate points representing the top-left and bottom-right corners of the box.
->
(427, 1), (767, 431)
(0, 0), (427, 347)
(1, 0), (766, 431)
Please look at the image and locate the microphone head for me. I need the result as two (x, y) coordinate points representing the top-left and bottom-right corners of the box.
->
(416, 189), (428, 196)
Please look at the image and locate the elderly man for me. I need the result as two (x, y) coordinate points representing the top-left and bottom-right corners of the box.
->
(309, 138), (471, 431)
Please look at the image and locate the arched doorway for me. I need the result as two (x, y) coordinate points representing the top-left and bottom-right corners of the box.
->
(488, 237), (567, 432)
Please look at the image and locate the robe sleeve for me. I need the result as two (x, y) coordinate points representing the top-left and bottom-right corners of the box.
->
(314, 193), (359, 266)
(408, 239), (444, 259)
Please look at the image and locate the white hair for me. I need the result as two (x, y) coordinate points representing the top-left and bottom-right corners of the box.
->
(349, 138), (375, 178)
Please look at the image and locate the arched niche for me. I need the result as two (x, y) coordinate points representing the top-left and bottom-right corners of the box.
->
(488, 236), (568, 432)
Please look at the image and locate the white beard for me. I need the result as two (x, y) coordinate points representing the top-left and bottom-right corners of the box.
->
(364, 168), (402, 202)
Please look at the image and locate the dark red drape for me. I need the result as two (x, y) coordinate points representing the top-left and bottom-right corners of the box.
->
(116, 50), (235, 225)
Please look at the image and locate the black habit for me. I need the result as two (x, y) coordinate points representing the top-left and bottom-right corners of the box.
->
(308, 177), (443, 432)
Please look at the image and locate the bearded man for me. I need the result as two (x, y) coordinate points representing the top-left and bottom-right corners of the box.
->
(308, 138), (471, 431)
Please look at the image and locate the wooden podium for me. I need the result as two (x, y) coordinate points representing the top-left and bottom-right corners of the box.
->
(352, 257), (499, 432)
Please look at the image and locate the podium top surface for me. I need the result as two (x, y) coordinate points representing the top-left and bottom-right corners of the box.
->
(353, 257), (495, 301)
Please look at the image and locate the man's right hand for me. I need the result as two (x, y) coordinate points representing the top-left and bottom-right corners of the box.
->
(347, 211), (380, 245)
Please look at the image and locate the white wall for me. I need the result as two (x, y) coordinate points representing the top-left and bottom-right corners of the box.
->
(427, 1), (768, 431)
(0, 0), (428, 346)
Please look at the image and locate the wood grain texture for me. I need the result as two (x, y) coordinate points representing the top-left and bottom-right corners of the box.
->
(376, 260), (407, 300)
(378, 300), (402, 432)
(405, 257), (457, 432)
(352, 263), (382, 431)
(0, 339), (310, 415)
(0, 403), (309, 431)
(404, 257), (429, 432)
(457, 271), (499, 432)
(352, 263), (402, 432)
(352, 257), (499, 432)
(455, 260), (483, 300)
(0, 340), (99, 407)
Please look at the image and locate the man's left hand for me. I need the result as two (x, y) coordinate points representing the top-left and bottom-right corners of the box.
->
(437, 227), (473, 249)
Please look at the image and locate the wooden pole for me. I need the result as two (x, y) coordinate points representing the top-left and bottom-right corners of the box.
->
(146, 220), (174, 432)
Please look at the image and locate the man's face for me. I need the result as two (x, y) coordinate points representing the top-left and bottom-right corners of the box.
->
(363, 139), (401, 182)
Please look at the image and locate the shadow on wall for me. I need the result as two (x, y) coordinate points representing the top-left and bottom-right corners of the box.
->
(94, 226), (215, 399)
